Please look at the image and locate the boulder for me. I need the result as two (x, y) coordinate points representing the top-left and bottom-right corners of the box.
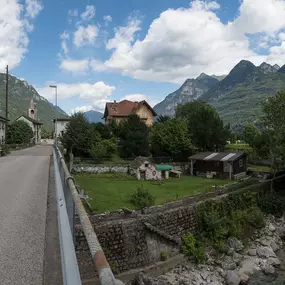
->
(232, 252), (243, 264)
(239, 273), (250, 284)
(226, 271), (241, 285)
(276, 227), (285, 239)
(228, 237), (244, 252)
(268, 223), (276, 232)
(239, 258), (260, 276)
(267, 257), (281, 267)
(262, 264), (275, 275)
(270, 241), (278, 252)
(248, 248), (257, 256)
(256, 246), (276, 258)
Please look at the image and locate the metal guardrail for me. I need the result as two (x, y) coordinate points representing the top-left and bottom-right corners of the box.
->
(53, 146), (124, 285)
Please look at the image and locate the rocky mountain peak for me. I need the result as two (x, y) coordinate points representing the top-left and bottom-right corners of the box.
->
(278, 64), (285, 73)
(259, 62), (279, 74)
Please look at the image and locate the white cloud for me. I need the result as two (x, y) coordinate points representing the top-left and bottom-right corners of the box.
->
(37, 81), (116, 111)
(72, 105), (93, 113)
(81, 5), (96, 21)
(104, 15), (112, 22)
(122, 94), (159, 107)
(279, 32), (285, 41)
(60, 58), (89, 73)
(60, 31), (69, 54)
(88, 0), (285, 83)
(68, 9), (78, 17)
(73, 25), (98, 48)
(25, 0), (43, 19)
(0, 0), (42, 71)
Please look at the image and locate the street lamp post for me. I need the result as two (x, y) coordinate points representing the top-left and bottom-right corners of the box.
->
(50, 85), (58, 145)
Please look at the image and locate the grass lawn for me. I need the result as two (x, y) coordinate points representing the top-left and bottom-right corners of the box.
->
(74, 173), (229, 213)
(248, 164), (271, 172)
(225, 143), (253, 152)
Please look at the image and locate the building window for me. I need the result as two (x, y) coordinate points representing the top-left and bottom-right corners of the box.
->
(239, 159), (243, 168)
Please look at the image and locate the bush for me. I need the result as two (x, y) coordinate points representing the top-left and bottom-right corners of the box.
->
(161, 251), (167, 261)
(130, 186), (155, 209)
(182, 233), (205, 264)
(1, 144), (10, 156)
(257, 191), (285, 218)
(214, 240), (229, 254)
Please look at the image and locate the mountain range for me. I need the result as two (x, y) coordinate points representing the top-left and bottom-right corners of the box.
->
(0, 73), (67, 130)
(84, 110), (104, 123)
(154, 61), (285, 128)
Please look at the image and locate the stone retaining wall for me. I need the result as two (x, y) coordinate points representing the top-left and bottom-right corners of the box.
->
(72, 164), (129, 174)
(75, 189), (229, 280)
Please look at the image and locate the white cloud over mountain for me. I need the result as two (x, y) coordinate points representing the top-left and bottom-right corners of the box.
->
(86, 0), (285, 83)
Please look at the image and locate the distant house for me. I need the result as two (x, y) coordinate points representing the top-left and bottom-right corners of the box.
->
(189, 152), (247, 180)
(16, 96), (43, 144)
(103, 100), (157, 126)
(53, 117), (71, 138)
(131, 157), (173, 180)
(0, 116), (8, 144)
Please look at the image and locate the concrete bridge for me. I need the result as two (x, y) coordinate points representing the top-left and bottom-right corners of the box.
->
(0, 145), (121, 285)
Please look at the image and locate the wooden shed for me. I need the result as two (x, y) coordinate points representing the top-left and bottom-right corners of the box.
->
(189, 152), (247, 180)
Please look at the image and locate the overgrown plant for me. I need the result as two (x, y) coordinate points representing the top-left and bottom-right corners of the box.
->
(182, 233), (205, 264)
(130, 186), (155, 209)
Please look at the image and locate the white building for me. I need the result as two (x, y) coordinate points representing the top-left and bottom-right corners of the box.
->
(16, 97), (43, 144)
(53, 118), (71, 138)
(0, 116), (8, 144)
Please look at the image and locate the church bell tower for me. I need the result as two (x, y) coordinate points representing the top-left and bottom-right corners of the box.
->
(28, 97), (37, 120)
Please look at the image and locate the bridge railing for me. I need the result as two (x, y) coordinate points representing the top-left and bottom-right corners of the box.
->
(53, 145), (124, 285)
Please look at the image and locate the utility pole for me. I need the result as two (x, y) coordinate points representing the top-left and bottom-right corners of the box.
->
(5, 65), (8, 143)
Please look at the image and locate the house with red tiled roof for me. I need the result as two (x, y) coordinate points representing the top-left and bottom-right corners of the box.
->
(103, 100), (157, 126)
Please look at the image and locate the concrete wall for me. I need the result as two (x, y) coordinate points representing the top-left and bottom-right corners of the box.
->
(54, 120), (69, 138)
(135, 104), (154, 126)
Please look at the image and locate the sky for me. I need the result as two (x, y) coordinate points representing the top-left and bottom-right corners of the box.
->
(1, 0), (285, 114)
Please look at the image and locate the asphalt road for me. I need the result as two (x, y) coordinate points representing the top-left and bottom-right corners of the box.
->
(0, 145), (52, 285)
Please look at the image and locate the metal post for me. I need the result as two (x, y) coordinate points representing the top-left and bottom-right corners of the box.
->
(5, 65), (8, 143)
(50, 85), (58, 145)
(55, 86), (58, 146)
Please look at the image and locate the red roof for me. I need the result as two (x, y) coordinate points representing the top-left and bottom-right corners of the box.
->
(103, 100), (157, 119)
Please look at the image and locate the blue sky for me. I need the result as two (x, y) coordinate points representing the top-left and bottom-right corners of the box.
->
(1, 0), (285, 114)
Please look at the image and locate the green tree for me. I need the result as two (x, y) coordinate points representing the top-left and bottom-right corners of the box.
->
(41, 127), (52, 139)
(150, 118), (192, 159)
(155, 115), (171, 124)
(89, 138), (117, 159)
(7, 120), (34, 144)
(243, 123), (261, 146)
(176, 101), (231, 151)
(252, 129), (272, 159)
(118, 114), (150, 158)
(263, 90), (285, 189)
(61, 113), (100, 157)
(91, 122), (112, 139)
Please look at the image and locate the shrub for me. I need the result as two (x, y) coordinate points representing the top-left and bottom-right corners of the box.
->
(161, 251), (167, 261)
(1, 144), (10, 156)
(257, 191), (285, 218)
(246, 207), (265, 229)
(182, 233), (205, 264)
(214, 240), (228, 254)
(130, 186), (155, 209)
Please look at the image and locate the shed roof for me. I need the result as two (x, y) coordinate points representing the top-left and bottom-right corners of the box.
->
(155, 164), (173, 171)
(189, 152), (245, 162)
